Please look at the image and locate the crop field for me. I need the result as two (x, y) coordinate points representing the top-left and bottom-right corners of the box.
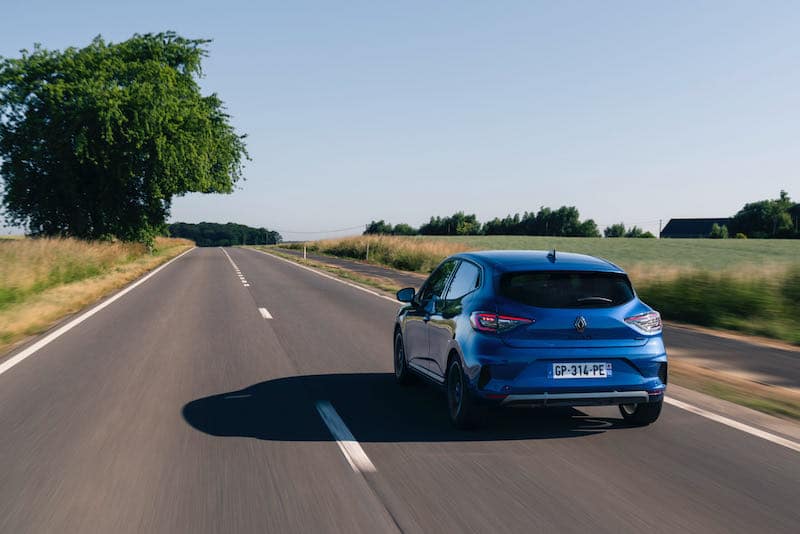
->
(425, 235), (800, 272)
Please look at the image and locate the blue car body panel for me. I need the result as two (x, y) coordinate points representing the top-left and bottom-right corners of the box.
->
(396, 250), (668, 407)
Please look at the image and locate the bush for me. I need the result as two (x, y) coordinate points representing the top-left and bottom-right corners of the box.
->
(637, 267), (799, 344)
(735, 233), (747, 239)
(639, 272), (769, 325)
(709, 224), (729, 239)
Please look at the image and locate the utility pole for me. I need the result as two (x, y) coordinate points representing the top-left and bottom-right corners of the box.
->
(658, 219), (662, 239)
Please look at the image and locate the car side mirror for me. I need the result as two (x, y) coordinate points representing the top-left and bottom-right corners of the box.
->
(396, 287), (415, 303)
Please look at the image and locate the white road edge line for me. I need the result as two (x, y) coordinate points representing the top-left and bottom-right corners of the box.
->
(250, 248), (399, 304)
(258, 307), (273, 319)
(316, 401), (376, 472)
(249, 247), (800, 453)
(0, 247), (196, 379)
(664, 397), (800, 453)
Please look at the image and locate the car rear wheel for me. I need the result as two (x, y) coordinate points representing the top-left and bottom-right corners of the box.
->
(619, 400), (662, 425)
(394, 332), (413, 385)
(447, 359), (484, 429)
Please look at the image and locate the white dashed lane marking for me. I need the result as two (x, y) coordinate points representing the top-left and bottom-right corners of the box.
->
(220, 248), (251, 288)
(316, 401), (376, 472)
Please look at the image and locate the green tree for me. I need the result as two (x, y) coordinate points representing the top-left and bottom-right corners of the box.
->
(731, 190), (794, 238)
(391, 223), (417, 235)
(364, 220), (393, 234)
(577, 219), (601, 238)
(0, 33), (248, 244)
(419, 212), (481, 235)
(604, 223), (626, 238)
(709, 223), (729, 239)
(625, 226), (645, 238)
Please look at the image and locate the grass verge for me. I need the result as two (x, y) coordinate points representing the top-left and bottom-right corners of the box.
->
(258, 247), (401, 293)
(670, 360), (800, 420)
(0, 237), (193, 356)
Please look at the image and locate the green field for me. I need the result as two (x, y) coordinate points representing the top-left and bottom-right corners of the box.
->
(424, 236), (800, 271)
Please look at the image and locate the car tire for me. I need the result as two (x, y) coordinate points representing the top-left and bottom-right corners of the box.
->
(394, 332), (413, 385)
(447, 359), (484, 429)
(619, 400), (662, 426)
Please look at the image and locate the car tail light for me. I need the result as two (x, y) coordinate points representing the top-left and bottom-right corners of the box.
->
(470, 312), (533, 333)
(625, 311), (662, 334)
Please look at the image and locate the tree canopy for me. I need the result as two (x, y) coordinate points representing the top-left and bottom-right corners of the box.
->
(364, 220), (418, 235)
(483, 207), (600, 237)
(420, 212), (482, 235)
(603, 223), (655, 238)
(0, 32), (248, 243)
(731, 190), (796, 238)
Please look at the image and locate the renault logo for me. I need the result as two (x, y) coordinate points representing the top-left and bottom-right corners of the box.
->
(574, 316), (587, 333)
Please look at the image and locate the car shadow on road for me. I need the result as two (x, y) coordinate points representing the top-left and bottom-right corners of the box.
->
(182, 372), (629, 442)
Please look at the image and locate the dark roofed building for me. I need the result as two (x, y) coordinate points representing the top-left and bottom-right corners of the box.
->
(660, 218), (731, 238)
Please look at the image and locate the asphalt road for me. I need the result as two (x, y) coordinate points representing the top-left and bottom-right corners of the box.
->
(1, 247), (798, 533)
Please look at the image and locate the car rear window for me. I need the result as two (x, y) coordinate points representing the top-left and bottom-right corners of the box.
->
(499, 271), (634, 308)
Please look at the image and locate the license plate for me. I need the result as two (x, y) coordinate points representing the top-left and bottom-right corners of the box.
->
(553, 362), (612, 379)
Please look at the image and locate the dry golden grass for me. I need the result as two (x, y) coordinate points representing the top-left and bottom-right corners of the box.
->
(2, 238), (144, 295)
(0, 237), (193, 355)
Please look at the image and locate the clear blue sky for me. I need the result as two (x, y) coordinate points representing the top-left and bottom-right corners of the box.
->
(2, 1), (798, 239)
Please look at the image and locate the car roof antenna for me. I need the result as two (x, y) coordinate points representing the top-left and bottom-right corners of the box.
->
(547, 248), (556, 262)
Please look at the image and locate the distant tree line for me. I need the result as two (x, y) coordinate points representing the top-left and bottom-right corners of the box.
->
(603, 223), (656, 238)
(364, 191), (799, 239)
(168, 222), (281, 247)
(364, 220), (418, 236)
(365, 207), (602, 237)
(483, 207), (600, 237)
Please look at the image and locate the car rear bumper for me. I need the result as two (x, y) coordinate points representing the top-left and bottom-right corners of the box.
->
(500, 390), (659, 407)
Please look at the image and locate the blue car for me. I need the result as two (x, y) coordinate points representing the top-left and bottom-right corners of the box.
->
(393, 250), (667, 429)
